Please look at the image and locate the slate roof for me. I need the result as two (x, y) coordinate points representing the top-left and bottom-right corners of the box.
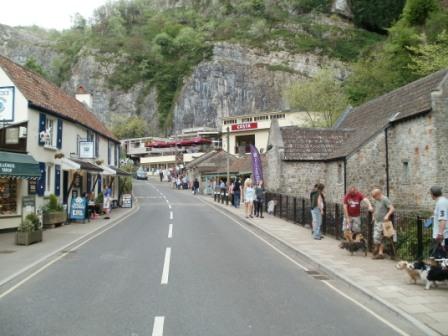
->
(281, 127), (353, 161)
(0, 55), (117, 142)
(228, 154), (267, 174)
(187, 150), (237, 173)
(331, 69), (448, 158)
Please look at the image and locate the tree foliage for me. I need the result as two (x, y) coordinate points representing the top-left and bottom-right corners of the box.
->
(408, 31), (448, 76)
(112, 115), (150, 139)
(351, 0), (406, 33)
(24, 58), (48, 79)
(285, 68), (349, 128)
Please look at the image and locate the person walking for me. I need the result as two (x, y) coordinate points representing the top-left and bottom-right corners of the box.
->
(310, 183), (325, 240)
(103, 184), (112, 220)
(371, 188), (395, 259)
(193, 178), (200, 195)
(343, 186), (373, 233)
(429, 186), (448, 258)
(254, 180), (265, 218)
(228, 179), (234, 206)
(219, 179), (227, 203)
(233, 177), (242, 208)
(244, 178), (255, 218)
(159, 170), (164, 182)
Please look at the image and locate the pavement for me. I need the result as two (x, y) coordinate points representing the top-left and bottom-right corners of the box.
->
(201, 195), (448, 336)
(0, 204), (139, 289)
(0, 181), (418, 336)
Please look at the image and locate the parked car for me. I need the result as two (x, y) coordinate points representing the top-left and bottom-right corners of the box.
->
(135, 169), (148, 180)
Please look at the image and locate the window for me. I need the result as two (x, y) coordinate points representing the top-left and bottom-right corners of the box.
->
(402, 161), (410, 184)
(0, 178), (17, 215)
(242, 117), (253, 123)
(224, 119), (237, 125)
(44, 118), (56, 147)
(235, 134), (255, 155)
(270, 113), (285, 120)
(254, 115), (269, 121)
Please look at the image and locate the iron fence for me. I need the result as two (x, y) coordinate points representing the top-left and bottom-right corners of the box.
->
(265, 192), (433, 261)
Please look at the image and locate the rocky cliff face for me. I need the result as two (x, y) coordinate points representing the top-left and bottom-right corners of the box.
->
(173, 42), (345, 131)
(0, 24), (59, 78)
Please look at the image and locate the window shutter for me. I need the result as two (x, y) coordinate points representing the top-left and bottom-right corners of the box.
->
(107, 140), (111, 165)
(115, 144), (119, 167)
(87, 173), (92, 192)
(37, 162), (46, 196)
(98, 175), (102, 194)
(38, 113), (46, 146)
(55, 165), (61, 196)
(95, 133), (100, 158)
(56, 119), (63, 149)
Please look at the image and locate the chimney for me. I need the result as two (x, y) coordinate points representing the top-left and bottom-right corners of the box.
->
(75, 85), (93, 109)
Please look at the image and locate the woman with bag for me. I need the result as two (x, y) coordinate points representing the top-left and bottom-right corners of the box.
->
(371, 188), (395, 259)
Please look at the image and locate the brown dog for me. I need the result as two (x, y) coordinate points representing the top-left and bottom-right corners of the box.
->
(395, 261), (421, 284)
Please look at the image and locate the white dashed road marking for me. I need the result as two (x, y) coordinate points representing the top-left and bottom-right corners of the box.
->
(170, 211), (173, 220)
(161, 247), (171, 285)
(168, 224), (173, 238)
(152, 316), (165, 336)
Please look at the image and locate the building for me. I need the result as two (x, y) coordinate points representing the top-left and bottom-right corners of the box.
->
(121, 136), (166, 163)
(0, 55), (122, 229)
(221, 111), (313, 155)
(266, 69), (448, 210)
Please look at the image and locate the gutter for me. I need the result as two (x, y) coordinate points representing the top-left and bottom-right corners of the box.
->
(385, 127), (390, 197)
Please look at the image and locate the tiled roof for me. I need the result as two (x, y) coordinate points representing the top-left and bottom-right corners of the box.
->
(0, 55), (117, 142)
(331, 69), (448, 158)
(281, 127), (353, 161)
(228, 154), (267, 175)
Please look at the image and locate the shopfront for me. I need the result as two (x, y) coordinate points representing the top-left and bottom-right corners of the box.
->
(0, 151), (40, 229)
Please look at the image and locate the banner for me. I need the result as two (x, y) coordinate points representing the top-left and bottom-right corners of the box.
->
(250, 145), (263, 185)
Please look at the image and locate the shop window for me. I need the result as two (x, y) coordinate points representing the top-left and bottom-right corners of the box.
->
(235, 134), (255, 155)
(0, 178), (17, 215)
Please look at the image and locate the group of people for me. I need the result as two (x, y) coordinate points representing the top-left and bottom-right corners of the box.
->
(311, 183), (448, 260)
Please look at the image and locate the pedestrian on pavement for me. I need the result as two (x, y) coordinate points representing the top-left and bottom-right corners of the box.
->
(193, 178), (200, 195)
(244, 178), (255, 218)
(103, 184), (112, 220)
(159, 170), (164, 182)
(228, 179), (234, 206)
(233, 177), (242, 208)
(310, 183), (325, 240)
(371, 188), (395, 259)
(220, 179), (227, 202)
(429, 186), (448, 258)
(343, 186), (373, 233)
(254, 180), (265, 218)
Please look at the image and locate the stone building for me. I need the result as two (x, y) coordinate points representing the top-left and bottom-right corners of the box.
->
(266, 69), (448, 210)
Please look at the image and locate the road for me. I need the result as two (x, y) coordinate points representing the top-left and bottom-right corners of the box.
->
(0, 180), (418, 336)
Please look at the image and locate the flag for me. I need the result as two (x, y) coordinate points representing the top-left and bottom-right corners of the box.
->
(250, 145), (263, 184)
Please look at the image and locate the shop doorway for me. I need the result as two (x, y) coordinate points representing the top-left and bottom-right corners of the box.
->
(63, 171), (69, 204)
(235, 134), (255, 155)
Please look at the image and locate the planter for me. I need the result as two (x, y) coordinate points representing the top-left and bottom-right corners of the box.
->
(43, 211), (67, 229)
(16, 230), (43, 246)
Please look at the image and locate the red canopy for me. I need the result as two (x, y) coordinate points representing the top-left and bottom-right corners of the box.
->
(190, 137), (212, 145)
(147, 140), (171, 148)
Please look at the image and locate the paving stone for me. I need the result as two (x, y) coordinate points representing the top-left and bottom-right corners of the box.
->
(397, 303), (433, 314)
(431, 322), (448, 336)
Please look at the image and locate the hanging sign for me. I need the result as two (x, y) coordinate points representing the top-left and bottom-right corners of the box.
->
(79, 141), (94, 158)
(0, 87), (15, 122)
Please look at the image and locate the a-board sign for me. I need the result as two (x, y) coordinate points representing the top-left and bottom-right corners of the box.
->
(21, 195), (36, 223)
(122, 194), (132, 208)
(69, 196), (86, 220)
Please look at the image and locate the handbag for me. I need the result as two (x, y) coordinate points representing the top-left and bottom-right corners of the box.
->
(382, 220), (395, 238)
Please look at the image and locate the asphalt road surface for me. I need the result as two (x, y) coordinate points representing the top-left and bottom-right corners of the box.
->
(0, 181), (420, 336)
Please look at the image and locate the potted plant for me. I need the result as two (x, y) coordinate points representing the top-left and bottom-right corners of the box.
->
(16, 213), (43, 246)
(42, 194), (67, 228)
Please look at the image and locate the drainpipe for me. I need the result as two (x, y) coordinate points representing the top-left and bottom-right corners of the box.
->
(343, 157), (347, 195)
(385, 127), (390, 197)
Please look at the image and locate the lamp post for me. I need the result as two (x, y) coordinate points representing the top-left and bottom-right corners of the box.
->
(226, 126), (230, 184)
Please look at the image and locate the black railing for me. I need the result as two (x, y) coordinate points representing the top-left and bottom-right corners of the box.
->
(265, 192), (433, 261)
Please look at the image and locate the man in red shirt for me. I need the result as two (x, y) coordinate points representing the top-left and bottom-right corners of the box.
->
(343, 186), (373, 233)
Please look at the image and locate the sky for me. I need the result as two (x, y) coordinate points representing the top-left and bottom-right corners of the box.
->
(0, 0), (108, 31)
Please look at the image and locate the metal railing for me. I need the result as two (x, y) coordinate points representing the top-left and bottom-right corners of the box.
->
(265, 192), (433, 261)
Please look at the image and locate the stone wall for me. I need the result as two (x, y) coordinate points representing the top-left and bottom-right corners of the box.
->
(324, 160), (345, 203)
(388, 115), (437, 210)
(346, 132), (387, 200)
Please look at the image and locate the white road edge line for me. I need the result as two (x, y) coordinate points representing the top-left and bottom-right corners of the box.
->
(161, 247), (171, 285)
(170, 211), (173, 220)
(152, 316), (165, 336)
(322, 280), (409, 336)
(0, 207), (138, 300)
(168, 224), (173, 238)
(168, 204), (172, 209)
(199, 198), (411, 336)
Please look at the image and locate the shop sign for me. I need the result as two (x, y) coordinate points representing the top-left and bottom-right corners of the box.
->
(0, 162), (15, 174)
(231, 122), (258, 132)
(0, 87), (15, 122)
(69, 196), (86, 220)
(28, 180), (37, 195)
(79, 141), (94, 158)
(122, 194), (132, 208)
(5, 127), (19, 144)
(22, 195), (36, 223)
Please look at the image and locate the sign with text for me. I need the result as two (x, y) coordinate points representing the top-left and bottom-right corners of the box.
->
(79, 141), (94, 158)
(0, 87), (15, 122)
(231, 122), (258, 132)
(28, 180), (37, 195)
(0, 162), (15, 174)
(121, 194), (132, 208)
(5, 127), (19, 144)
(21, 195), (36, 223)
(69, 196), (86, 220)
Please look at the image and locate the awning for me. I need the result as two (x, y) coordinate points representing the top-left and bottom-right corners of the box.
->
(0, 151), (41, 179)
(70, 159), (103, 173)
(109, 166), (132, 176)
(100, 165), (116, 176)
(55, 158), (81, 171)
